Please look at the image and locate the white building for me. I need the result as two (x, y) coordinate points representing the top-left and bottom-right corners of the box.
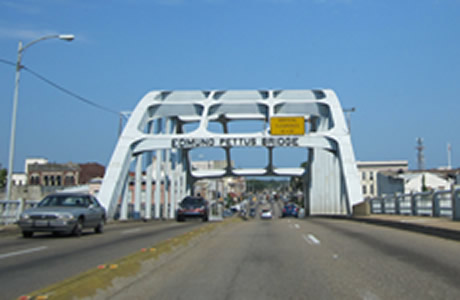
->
(357, 160), (408, 198)
(25, 158), (48, 175)
(12, 173), (27, 186)
(399, 172), (453, 193)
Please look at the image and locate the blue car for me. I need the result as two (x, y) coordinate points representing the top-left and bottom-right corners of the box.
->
(282, 203), (299, 218)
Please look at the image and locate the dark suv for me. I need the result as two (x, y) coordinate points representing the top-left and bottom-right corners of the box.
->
(282, 203), (299, 218)
(176, 196), (208, 222)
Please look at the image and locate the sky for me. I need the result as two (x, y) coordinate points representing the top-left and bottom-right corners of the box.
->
(1, 0), (460, 173)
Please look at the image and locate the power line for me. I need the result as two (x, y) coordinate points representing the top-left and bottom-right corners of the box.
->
(0, 58), (16, 67)
(0, 57), (123, 118)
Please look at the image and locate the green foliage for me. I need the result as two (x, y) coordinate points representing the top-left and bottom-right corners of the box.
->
(290, 161), (308, 191)
(0, 168), (7, 188)
(421, 174), (429, 192)
(246, 179), (289, 192)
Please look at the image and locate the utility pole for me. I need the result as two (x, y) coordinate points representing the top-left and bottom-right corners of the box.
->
(447, 143), (452, 170)
(416, 138), (425, 170)
(343, 107), (356, 133)
(118, 111), (131, 137)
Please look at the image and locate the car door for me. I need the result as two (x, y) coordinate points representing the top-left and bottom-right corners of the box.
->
(84, 196), (101, 227)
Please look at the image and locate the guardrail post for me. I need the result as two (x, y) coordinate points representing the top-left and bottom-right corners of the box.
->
(432, 192), (440, 217)
(411, 192), (417, 216)
(395, 193), (401, 215)
(368, 198), (374, 214)
(16, 198), (24, 222)
(452, 188), (460, 221)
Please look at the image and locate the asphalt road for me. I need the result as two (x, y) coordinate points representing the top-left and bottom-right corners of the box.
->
(3, 204), (460, 300)
(0, 220), (205, 300)
(106, 213), (460, 299)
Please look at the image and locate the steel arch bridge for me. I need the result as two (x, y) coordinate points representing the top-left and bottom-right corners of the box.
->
(98, 89), (363, 220)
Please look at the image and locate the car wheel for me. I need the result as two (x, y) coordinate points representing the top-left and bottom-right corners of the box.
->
(94, 219), (104, 234)
(202, 215), (208, 222)
(22, 231), (33, 238)
(73, 219), (83, 237)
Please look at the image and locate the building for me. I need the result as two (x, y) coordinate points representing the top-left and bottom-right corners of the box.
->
(9, 159), (105, 201)
(12, 173), (27, 186)
(191, 160), (244, 201)
(27, 161), (105, 187)
(28, 162), (81, 187)
(357, 160), (409, 198)
(399, 172), (454, 193)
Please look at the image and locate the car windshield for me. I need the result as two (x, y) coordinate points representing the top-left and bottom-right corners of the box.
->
(180, 197), (205, 208)
(38, 195), (88, 207)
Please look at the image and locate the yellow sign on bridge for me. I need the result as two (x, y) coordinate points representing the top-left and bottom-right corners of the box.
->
(270, 116), (305, 135)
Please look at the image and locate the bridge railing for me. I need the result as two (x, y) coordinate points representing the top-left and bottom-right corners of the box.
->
(0, 199), (40, 225)
(368, 188), (460, 221)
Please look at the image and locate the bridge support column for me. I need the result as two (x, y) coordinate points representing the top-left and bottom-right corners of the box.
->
(154, 150), (162, 219)
(134, 155), (143, 219)
(309, 147), (346, 214)
(145, 152), (153, 220)
(120, 176), (129, 221)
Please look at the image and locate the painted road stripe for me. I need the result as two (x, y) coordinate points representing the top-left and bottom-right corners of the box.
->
(294, 224), (300, 229)
(121, 228), (141, 235)
(0, 246), (48, 260)
(302, 234), (321, 245)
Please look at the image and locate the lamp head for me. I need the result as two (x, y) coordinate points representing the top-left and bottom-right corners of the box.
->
(58, 34), (75, 41)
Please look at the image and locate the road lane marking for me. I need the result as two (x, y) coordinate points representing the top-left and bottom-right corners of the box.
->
(0, 246), (48, 260)
(121, 228), (141, 235)
(358, 289), (381, 300)
(294, 224), (300, 229)
(302, 234), (321, 245)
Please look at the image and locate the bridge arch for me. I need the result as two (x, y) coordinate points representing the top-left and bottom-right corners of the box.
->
(98, 89), (363, 220)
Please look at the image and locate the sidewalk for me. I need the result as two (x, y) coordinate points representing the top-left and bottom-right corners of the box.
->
(351, 214), (460, 241)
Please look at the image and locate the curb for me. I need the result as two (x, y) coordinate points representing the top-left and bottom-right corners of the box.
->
(350, 216), (460, 242)
(0, 224), (19, 236)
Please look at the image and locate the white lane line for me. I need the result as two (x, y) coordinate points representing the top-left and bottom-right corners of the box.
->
(0, 246), (48, 260)
(294, 224), (300, 229)
(121, 228), (141, 235)
(302, 234), (321, 245)
(358, 289), (381, 300)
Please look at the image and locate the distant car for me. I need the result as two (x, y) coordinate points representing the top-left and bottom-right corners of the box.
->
(177, 196), (208, 222)
(17, 193), (106, 238)
(223, 209), (234, 218)
(249, 207), (256, 217)
(260, 208), (273, 219)
(282, 203), (299, 218)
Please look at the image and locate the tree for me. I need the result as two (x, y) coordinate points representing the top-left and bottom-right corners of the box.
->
(0, 168), (7, 189)
(290, 161), (308, 190)
(421, 174), (429, 192)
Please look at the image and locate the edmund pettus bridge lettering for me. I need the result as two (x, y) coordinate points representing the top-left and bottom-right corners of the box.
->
(171, 137), (299, 149)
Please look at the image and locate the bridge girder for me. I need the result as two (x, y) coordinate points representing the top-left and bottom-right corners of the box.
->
(98, 89), (363, 219)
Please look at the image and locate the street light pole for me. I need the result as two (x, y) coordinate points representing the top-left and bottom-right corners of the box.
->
(5, 34), (74, 201)
(343, 107), (356, 133)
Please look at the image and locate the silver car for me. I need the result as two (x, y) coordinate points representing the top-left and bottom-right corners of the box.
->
(17, 193), (106, 238)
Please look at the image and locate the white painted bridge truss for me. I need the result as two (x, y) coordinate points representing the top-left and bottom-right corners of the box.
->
(98, 89), (363, 220)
